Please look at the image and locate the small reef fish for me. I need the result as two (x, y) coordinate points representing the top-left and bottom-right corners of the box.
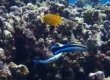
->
(83, 0), (88, 2)
(33, 44), (88, 64)
(42, 14), (62, 26)
(51, 44), (88, 55)
(32, 52), (62, 64)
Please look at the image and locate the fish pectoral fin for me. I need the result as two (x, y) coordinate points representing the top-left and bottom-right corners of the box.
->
(55, 13), (60, 16)
(53, 23), (58, 26)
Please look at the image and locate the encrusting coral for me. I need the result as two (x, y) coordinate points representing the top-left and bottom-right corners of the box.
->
(9, 62), (29, 80)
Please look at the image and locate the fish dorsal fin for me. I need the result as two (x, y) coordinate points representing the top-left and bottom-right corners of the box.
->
(55, 13), (60, 16)
(63, 43), (88, 48)
(63, 44), (75, 47)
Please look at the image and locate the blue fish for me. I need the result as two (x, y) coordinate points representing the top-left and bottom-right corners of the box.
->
(51, 44), (88, 55)
(32, 52), (62, 64)
(33, 44), (88, 64)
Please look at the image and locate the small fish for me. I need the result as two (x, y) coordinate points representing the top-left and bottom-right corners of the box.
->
(51, 44), (88, 55)
(42, 14), (62, 26)
(83, 0), (88, 2)
(32, 52), (62, 64)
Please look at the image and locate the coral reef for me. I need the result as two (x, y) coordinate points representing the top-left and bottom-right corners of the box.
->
(0, 0), (110, 80)
(9, 62), (29, 80)
(0, 61), (11, 80)
(88, 0), (103, 7)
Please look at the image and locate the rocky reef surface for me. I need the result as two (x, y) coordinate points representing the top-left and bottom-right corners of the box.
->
(0, 0), (110, 80)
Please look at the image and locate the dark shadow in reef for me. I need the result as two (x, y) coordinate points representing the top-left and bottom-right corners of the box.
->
(13, 28), (27, 64)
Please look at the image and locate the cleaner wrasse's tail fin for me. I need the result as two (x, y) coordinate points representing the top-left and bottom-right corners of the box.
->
(32, 60), (40, 64)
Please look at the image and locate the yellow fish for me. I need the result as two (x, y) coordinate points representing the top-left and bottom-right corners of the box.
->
(42, 14), (62, 26)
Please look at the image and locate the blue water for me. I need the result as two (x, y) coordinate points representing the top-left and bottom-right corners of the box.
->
(69, 0), (108, 3)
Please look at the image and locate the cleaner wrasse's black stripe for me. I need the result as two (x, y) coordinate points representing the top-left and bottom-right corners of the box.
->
(51, 44), (88, 54)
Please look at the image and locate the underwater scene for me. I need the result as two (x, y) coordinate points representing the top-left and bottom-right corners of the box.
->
(0, 0), (110, 80)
